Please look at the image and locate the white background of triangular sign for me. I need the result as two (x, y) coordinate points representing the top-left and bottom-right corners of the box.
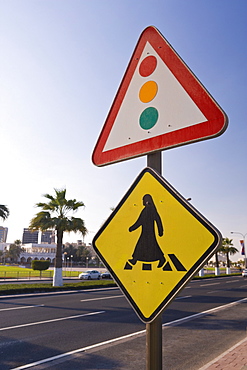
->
(103, 42), (207, 152)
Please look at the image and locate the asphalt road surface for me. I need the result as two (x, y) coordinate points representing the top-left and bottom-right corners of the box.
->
(0, 275), (246, 369)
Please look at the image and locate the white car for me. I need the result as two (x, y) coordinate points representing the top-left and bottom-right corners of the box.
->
(242, 269), (247, 277)
(79, 270), (101, 280)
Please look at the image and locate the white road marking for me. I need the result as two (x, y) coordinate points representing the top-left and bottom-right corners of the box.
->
(0, 304), (44, 312)
(11, 297), (247, 370)
(80, 294), (124, 302)
(10, 329), (146, 370)
(0, 311), (105, 332)
(175, 295), (191, 300)
(200, 282), (220, 287)
(162, 297), (247, 328)
(0, 286), (119, 299)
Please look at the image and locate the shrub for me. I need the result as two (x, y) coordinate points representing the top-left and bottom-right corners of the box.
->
(31, 260), (50, 272)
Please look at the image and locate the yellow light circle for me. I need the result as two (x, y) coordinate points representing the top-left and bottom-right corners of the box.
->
(139, 81), (158, 103)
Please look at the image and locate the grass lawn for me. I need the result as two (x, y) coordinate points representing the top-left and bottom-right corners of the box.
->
(0, 265), (80, 278)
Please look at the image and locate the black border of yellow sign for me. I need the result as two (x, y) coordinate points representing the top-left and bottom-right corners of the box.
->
(93, 167), (222, 323)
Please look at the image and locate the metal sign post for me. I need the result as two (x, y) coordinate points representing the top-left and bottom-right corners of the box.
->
(147, 152), (162, 174)
(146, 151), (162, 370)
(146, 314), (162, 370)
(92, 25), (227, 370)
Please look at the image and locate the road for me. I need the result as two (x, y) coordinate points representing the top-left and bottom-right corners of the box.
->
(0, 276), (246, 369)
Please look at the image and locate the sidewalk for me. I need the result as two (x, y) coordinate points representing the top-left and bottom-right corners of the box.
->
(199, 336), (247, 370)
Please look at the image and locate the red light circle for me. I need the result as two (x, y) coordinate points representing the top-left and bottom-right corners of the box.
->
(139, 56), (157, 77)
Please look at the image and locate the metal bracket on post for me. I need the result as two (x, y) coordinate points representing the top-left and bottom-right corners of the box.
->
(147, 152), (162, 174)
(146, 151), (162, 370)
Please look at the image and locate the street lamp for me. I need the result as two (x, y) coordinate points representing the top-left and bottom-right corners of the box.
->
(230, 231), (247, 268)
(63, 252), (67, 270)
(70, 255), (73, 271)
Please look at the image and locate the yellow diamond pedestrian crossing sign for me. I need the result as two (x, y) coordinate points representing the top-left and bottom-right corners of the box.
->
(92, 167), (221, 322)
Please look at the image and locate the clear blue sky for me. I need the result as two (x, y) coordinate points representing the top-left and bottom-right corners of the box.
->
(0, 1), (246, 260)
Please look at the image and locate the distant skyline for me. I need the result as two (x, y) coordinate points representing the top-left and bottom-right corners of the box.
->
(0, 1), (246, 263)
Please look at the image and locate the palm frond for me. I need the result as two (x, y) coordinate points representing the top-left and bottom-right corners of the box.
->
(35, 202), (56, 211)
(29, 211), (55, 231)
(67, 217), (87, 235)
(55, 188), (67, 205)
(64, 200), (85, 213)
(0, 204), (10, 220)
(43, 194), (55, 202)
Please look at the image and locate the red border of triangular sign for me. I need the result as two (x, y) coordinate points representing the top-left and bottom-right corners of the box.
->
(92, 26), (228, 167)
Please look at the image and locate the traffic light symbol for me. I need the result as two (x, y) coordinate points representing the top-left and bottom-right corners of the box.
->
(138, 55), (159, 130)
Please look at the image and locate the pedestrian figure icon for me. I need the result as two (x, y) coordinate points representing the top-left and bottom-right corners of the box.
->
(124, 194), (186, 272)
(125, 194), (166, 270)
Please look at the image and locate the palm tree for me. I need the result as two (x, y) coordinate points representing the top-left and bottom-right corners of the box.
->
(0, 204), (9, 221)
(221, 237), (238, 274)
(76, 245), (91, 265)
(214, 242), (226, 276)
(29, 188), (87, 286)
(214, 249), (220, 275)
(5, 240), (25, 264)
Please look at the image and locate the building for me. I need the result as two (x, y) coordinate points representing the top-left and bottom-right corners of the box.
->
(0, 242), (9, 252)
(0, 227), (8, 242)
(20, 243), (57, 265)
(0, 242), (56, 264)
(0, 241), (96, 266)
(41, 230), (55, 244)
(22, 228), (39, 244)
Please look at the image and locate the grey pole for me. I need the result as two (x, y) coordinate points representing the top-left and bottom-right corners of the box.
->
(146, 151), (162, 370)
(147, 151), (162, 174)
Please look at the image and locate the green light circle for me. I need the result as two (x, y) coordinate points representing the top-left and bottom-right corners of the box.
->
(139, 107), (158, 130)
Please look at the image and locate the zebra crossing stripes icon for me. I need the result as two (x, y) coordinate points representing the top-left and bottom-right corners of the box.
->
(92, 168), (221, 323)
(125, 253), (187, 272)
(162, 255), (186, 271)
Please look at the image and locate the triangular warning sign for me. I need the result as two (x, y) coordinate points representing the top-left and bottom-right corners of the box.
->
(92, 26), (228, 167)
